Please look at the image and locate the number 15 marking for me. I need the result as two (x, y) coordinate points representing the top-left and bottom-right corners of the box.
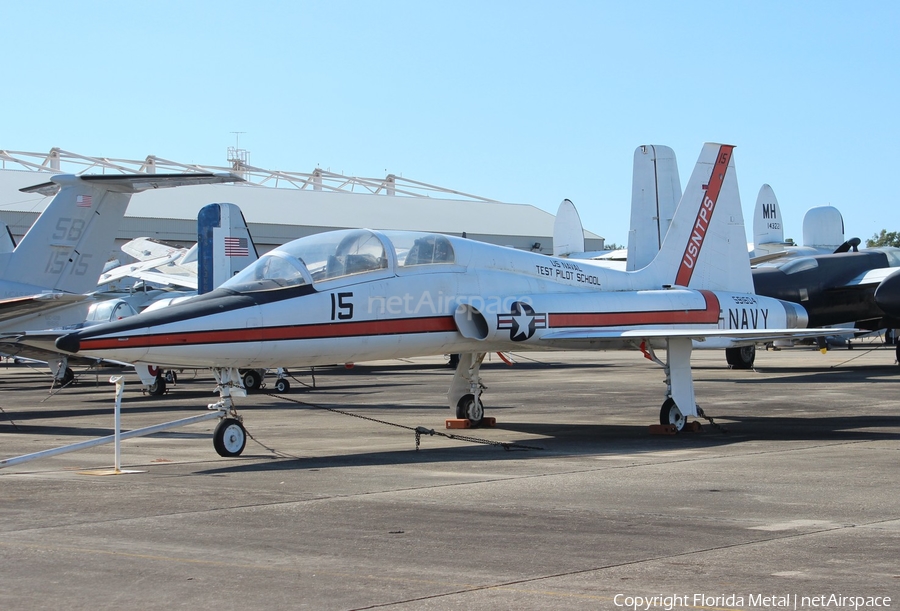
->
(330, 292), (354, 320)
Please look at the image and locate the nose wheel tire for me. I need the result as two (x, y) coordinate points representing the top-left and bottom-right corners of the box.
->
(659, 398), (686, 431)
(274, 378), (291, 393)
(456, 394), (484, 425)
(213, 418), (247, 457)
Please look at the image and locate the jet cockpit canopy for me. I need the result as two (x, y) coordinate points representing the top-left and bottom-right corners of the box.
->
(220, 229), (457, 293)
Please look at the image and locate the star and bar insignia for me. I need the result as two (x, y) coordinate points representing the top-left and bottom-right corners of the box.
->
(497, 301), (547, 341)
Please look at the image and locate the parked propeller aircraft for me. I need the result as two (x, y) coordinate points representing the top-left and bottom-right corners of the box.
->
(99, 237), (198, 292)
(0, 176), (242, 382)
(128, 201), (261, 394)
(53, 144), (830, 457)
(748, 184), (852, 262)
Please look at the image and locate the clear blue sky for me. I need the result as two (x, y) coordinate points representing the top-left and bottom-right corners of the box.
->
(3, 1), (898, 247)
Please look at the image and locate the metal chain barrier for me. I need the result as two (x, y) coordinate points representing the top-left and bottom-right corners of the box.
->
(696, 406), (728, 434)
(263, 391), (544, 452)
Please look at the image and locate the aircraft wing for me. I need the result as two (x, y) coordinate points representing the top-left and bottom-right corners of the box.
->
(749, 250), (792, 266)
(0, 293), (91, 324)
(121, 237), (188, 262)
(126, 270), (198, 290)
(99, 263), (198, 290)
(542, 328), (843, 343)
(840, 267), (899, 288)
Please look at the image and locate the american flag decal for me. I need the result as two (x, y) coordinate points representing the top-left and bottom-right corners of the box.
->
(76, 195), (92, 207)
(224, 236), (249, 257)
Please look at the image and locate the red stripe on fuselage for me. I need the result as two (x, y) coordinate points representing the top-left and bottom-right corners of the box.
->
(79, 316), (458, 351)
(548, 291), (720, 328)
(674, 145), (733, 287)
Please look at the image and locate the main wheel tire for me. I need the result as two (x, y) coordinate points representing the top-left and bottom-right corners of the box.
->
(455, 393), (484, 424)
(59, 367), (75, 386)
(213, 418), (247, 457)
(725, 345), (756, 369)
(242, 369), (263, 392)
(274, 378), (291, 393)
(148, 375), (167, 396)
(659, 398), (686, 431)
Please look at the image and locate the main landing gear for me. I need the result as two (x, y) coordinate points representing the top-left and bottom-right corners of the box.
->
(659, 398), (686, 430)
(725, 345), (756, 369)
(206, 341), (708, 458)
(447, 344), (704, 433)
(448, 352), (486, 425)
(640, 338), (700, 433)
(239, 368), (292, 393)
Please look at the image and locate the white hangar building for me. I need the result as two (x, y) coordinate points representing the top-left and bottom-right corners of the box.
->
(0, 148), (604, 258)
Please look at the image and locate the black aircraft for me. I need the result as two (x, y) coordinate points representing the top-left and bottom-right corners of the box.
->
(725, 241), (900, 368)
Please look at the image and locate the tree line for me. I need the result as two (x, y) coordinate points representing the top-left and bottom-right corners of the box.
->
(867, 230), (900, 248)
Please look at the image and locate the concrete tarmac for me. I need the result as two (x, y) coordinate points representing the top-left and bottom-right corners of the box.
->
(1, 345), (898, 610)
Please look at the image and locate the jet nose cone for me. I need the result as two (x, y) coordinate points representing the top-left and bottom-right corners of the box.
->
(56, 333), (81, 354)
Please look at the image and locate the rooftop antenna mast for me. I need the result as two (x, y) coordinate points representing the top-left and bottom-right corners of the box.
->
(227, 132), (249, 180)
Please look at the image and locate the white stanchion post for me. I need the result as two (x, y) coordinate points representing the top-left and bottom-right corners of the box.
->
(110, 375), (125, 473)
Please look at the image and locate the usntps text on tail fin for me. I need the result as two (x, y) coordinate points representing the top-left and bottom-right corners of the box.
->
(633, 143), (753, 294)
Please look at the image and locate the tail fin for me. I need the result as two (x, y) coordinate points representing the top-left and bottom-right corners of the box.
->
(197, 203), (259, 294)
(627, 145), (682, 271)
(752, 184), (785, 249)
(635, 143), (753, 293)
(0, 172), (241, 295)
(552, 199), (585, 257)
(802, 205), (845, 250)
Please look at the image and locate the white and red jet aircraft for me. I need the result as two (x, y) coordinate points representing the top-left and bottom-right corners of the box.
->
(55, 144), (824, 457)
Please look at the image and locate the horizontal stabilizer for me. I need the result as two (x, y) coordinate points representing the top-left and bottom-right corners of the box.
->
(542, 328), (847, 342)
(20, 172), (243, 196)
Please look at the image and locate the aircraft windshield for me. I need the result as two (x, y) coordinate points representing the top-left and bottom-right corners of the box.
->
(383, 232), (455, 266)
(222, 252), (309, 292)
(224, 230), (389, 290)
